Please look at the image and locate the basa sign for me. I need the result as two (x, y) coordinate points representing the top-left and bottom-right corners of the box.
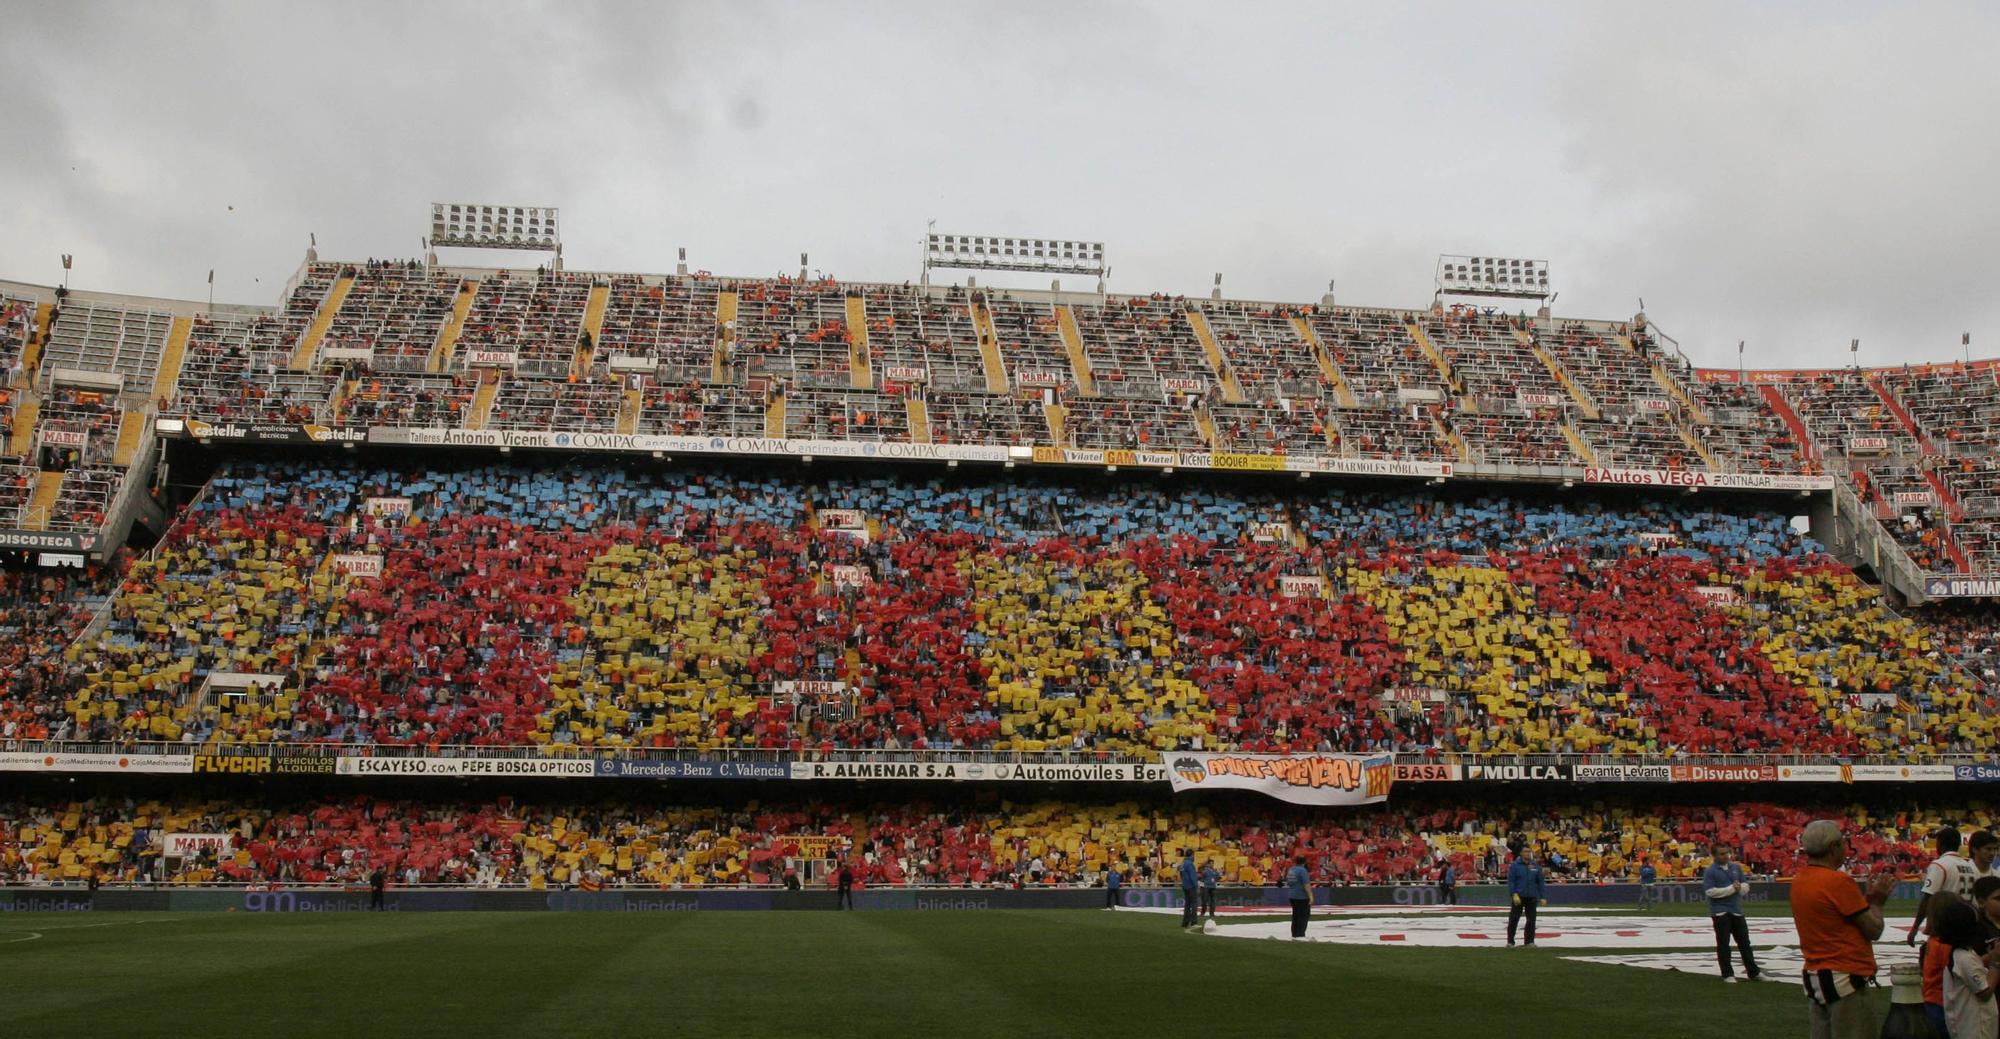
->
(1164, 752), (1394, 805)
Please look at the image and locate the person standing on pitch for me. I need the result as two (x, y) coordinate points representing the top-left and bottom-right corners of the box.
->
(1792, 819), (1896, 1039)
(1507, 847), (1545, 947)
(1199, 861), (1220, 918)
(1908, 826), (1976, 947)
(1179, 850), (1200, 929)
(1104, 861), (1123, 910)
(1284, 855), (1312, 940)
(1637, 860), (1658, 911)
(1436, 856), (1457, 906)
(369, 866), (386, 911)
(837, 859), (855, 910)
(1704, 846), (1760, 982)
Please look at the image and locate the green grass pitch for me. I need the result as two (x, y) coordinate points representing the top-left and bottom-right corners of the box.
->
(1, 904), (1866, 1037)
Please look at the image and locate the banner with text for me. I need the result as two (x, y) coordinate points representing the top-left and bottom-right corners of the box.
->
(1164, 752), (1394, 805)
(335, 756), (597, 778)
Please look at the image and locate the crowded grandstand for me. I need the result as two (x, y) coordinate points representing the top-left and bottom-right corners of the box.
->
(0, 241), (1993, 899)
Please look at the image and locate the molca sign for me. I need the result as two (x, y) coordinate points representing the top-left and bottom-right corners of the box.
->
(1463, 763), (1572, 781)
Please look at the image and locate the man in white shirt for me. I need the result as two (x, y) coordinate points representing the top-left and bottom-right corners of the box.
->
(1908, 827), (1981, 946)
(1971, 831), (2000, 882)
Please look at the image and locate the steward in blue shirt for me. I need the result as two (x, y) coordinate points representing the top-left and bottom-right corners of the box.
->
(1507, 848), (1545, 947)
(1199, 864), (1221, 918)
(1284, 856), (1312, 939)
(1638, 861), (1658, 911)
(1104, 862), (1122, 910)
(1703, 846), (1761, 981)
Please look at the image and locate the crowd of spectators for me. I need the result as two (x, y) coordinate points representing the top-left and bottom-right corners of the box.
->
(17, 459), (1998, 757)
(0, 791), (1984, 890)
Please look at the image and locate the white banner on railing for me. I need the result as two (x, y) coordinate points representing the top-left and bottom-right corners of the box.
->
(1893, 491), (1937, 507)
(817, 509), (866, 530)
(1694, 585), (1743, 607)
(1518, 392), (1561, 408)
(331, 554), (383, 578)
(1250, 522), (1291, 543)
(1278, 574), (1326, 598)
(162, 833), (233, 859)
(1636, 398), (1671, 413)
(1164, 752), (1395, 805)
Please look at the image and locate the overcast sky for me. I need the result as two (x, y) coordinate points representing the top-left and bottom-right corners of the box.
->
(1, 1), (1994, 370)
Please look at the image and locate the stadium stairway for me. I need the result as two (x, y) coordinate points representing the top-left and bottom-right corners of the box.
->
(111, 410), (146, 467)
(7, 396), (37, 456)
(1520, 329), (1600, 420)
(1758, 384), (1818, 461)
(1405, 321), (1456, 389)
(575, 283), (610, 380)
(1054, 306), (1098, 396)
(845, 296), (873, 390)
(1290, 316), (1358, 407)
(1185, 311), (1246, 403)
(714, 291), (739, 384)
(1645, 353), (1711, 425)
(766, 392), (786, 438)
(152, 317), (193, 400)
(428, 280), (477, 373)
(1869, 377), (1966, 521)
(617, 388), (641, 435)
(1194, 408), (1221, 451)
(906, 397), (931, 443)
(1433, 411), (1470, 462)
(328, 371), (355, 420)
(289, 273), (353, 370)
(1044, 401), (1068, 444)
(466, 373), (500, 431)
(970, 296), (1009, 393)
(1559, 422), (1599, 466)
(1674, 422), (1722, 470)
(22, 471), (62, 529)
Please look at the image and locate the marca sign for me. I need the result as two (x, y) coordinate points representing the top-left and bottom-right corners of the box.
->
(1164, 752), (1394, 805)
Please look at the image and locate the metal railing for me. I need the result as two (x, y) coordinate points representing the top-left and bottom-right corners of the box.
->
(6, 739), (1993, 768)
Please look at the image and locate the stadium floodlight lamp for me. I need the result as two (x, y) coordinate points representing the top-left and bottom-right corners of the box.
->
(429, 203), (560, 252)
(1435, 254), (1551, 301)
(925, 231), (1107, 278)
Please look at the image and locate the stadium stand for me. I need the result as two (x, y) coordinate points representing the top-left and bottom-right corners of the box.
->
(0, 792), (1986, 889)
(37, 299), (171, 389)
(599, 275), (720, 385)
(451, 267), (591, 380)
(20, 457), (1993, 756)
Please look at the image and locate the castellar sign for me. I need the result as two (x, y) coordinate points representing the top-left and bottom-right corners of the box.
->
(1164, 752), (1394, 805)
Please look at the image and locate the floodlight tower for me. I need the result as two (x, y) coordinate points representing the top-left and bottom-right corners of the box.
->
(922, 231), (1109, 297)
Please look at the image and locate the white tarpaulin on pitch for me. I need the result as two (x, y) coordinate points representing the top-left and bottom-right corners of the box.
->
(1164, 752), (1395, 805)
